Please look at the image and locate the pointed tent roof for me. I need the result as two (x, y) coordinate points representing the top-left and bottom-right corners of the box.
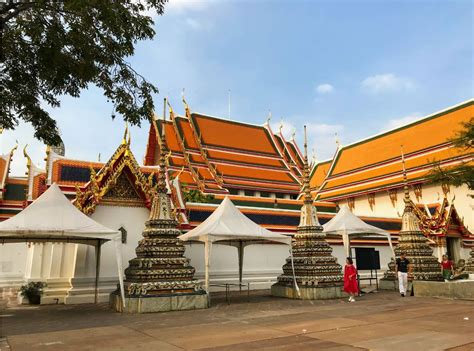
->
(0, 183), (119, 243)
(179, 197), (290, 245)
(323, 205), (390, 237)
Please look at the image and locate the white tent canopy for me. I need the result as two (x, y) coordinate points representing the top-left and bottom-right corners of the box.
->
(323, 205), (395, 259)
(179, 197), (292, 292)
(0, 183), (125, 306)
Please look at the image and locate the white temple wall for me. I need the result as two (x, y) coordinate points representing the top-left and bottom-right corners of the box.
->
(0, 243), (28, 287)
(342, 184), (472, 230)
(338, 183), (472, 262)
(65, 205), (149, 304)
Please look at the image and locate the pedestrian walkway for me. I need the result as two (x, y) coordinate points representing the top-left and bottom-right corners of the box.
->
(1, 291), (473, 350)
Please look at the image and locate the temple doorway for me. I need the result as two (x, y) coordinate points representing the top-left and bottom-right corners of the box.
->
(446, 237), (461, 263)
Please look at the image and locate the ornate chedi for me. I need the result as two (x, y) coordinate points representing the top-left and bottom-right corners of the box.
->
(112, 99), (208, 313)
(271, 126), (343, 299)
(466, 248), (474, 274)
(381, 148), (443, 286)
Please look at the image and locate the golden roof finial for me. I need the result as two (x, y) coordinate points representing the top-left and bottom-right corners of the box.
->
(265, 110), (272, 125)
(291, 128), (296, 141)
(166, 98), (175, 120)
(9, 142), (18, 156)
(335, 132), (341, 149)
(279, 119), (284, 134)
(23, 144), (31, 169)
(182, 88), (190, 116)
(122, 123), (129, 145)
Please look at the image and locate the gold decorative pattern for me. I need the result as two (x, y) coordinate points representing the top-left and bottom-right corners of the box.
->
(388, 188), (397, 208)
(414, 183), (422, 202)
(367, 193), (375, 211)
(75, 129), (154, 215)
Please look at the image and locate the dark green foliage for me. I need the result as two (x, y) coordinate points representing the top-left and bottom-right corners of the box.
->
(1, 0), (167, 145)
(181, 185), (215, 203)
(20, 281), (47, 303)
(427, 118), (474, 192)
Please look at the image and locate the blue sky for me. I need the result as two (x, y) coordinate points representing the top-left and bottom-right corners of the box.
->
(2, 0), (473, 175)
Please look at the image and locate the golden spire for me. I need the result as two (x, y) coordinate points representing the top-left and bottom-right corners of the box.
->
(298, 125), (321, 228)
(302, 125), (312, 203)
(148, 97), (174, 222)
(400, 145), (420, 232)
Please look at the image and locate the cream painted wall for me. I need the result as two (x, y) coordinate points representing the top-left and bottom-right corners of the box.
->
(0, 243), (28, 287)
(338, 184), (473, 262)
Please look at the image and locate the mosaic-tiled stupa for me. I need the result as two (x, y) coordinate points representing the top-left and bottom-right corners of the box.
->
(381, 150), (443, 284)
(112, 102), (208, 313)
(466, 248), (474, 274)
(271, 127), (343, 299)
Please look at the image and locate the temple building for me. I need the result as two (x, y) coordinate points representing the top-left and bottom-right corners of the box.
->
(0, 98), (472, 303)
(311, 99), (473, 262)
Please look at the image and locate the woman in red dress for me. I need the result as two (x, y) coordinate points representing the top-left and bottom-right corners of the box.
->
(344, 257), (359, 302)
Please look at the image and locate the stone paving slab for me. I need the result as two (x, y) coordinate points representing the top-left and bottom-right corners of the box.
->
(355, 330), (474, 351)
(2, 291), (474, 350)
(141, 321), (294, 349)
(199, 335), (368, 350)
(6, 325), (181, 351)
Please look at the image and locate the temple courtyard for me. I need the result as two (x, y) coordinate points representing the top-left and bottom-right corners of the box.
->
(0, 291), (473, 351)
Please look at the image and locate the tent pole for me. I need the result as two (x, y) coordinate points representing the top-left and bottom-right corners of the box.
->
(289, 245), (300, 297)
(95, 240), (101, 304)
(113, 237), (126, 309)
(238, 241), (244, 291)
(205, 240), (211, 293)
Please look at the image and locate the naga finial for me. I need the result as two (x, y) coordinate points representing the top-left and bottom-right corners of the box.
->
(182, 88), (190, 116)
(265, 110), (272, 125)
(122, 123), (129, 145)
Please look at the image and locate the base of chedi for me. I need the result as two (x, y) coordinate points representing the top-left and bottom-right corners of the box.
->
(112, 128), (208, 313)
(272, 127), (343, 300)
(380, 152), (443, 289)
(271, 228), (344, 300)
(110, 291), (208, 313)
(466, 248), (474, 274)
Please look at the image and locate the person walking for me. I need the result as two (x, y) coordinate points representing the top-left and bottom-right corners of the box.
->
(344, 257), (359, 302)
(396, 252), (410, 297)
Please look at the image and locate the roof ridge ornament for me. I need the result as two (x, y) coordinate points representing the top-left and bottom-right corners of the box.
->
(265, 110), (272, 126)
(182, 88), (190, 117)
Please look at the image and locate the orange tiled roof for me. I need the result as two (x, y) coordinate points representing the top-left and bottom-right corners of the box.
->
(315, 100), (473, 200)
(309, 160), (332, 190)
(149, 107), (304, 194)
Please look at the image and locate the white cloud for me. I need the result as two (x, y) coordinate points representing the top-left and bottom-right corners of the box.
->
(167, 0), (211, 13)
(315, 83), (334, 94)
(361, 73), (414, 93)
(384, 112), (422, 130)
(184, 17), (212, 30)
(304, 122), (344, 161)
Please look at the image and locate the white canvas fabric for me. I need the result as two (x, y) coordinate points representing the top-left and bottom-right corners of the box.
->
(323, 205), (395, 257)
(179, 197), (291, 245)
(179, 197), (292, 292)
(0, 183), (125, 306)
